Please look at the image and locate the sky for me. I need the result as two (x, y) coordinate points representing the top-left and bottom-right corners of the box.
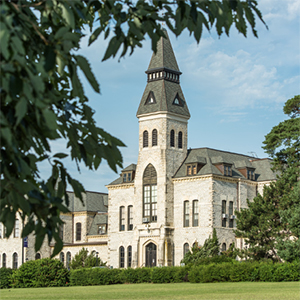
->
(41, 0), (300, 193)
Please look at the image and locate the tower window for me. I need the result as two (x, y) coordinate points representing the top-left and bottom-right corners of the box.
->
(143, 131), (148, 147)
(143, 164), (157, 223)
(178, 131), (183, 149)
(152, 129), (158, 146)
(170, 130), (175, 147)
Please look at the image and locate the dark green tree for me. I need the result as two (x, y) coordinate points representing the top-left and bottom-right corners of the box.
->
(69, 248), (106, 270)
(181, 228), (220, 265)
(0, 0), (266, 256)
(235, 95), (300, 261)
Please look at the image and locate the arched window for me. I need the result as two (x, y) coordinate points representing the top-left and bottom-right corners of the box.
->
(14, 219), (19, 238)
(60, 252), (65, 264)
(66, 252), (71, 269)
(35, 253), (41, 260)
(120, 206), (125, 231)
(143, 164), (157, 222)
(183, 243), (189, 257)
(143, 130), (148, 147)
(178, 131), (183, 149)
(152, 129), (158, 146)
(183, 201), (189, 227)
(170, 130), (175, 147)
(76, 222), (81, 241)
(222, 200), (227, 227)
(128, 206), (133, 231)
(192, 200), (199, 227)
(127, 246), (132, 268)
(119, 246), (125, 268)
(12, 252), (18, 269)
(2, 253), (6, 268)
(222, 243), (227, 252)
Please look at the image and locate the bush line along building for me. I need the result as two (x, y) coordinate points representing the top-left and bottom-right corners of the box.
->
(0, 31), (276, 269)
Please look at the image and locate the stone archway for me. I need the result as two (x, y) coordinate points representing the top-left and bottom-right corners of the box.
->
(145, 242), (157, 267)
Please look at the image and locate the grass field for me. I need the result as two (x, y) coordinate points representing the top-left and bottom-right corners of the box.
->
(1, 282), (299, 300)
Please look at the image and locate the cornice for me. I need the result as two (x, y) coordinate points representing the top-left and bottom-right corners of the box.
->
(172, 174), (213, 183)
(138, 112), (189, 122)
(106, 183), (134, 190)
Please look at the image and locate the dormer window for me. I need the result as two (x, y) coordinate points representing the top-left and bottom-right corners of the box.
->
(187, 163), (198, 176)
(247, 169), (255, 180)
(174, 98), (179, 105)
(146, 91), (156, 105)
(224, 165), (232, 176)
(172, 93), (183, 106)
(98, 224), (107, 235)
(123, 172), (133, 183)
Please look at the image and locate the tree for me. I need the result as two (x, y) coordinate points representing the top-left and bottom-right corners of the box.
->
(235, 95), (300, 261)
(0, 0), (266, 256)
(69, 248), (106, 270)
(181, 228), (220, 265)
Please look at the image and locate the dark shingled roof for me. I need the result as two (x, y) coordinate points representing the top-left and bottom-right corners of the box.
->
(174, 148), (277, 181)
(147, 30), (179, 72)
(65, 191), (108, 213)
(107, 164), (137, 186)
(88, 214), (108, 236)
(136, 30), (190, 118)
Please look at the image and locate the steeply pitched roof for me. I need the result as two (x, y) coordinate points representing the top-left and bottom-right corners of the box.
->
(147, 30), (179, 72)
(174, 148), (277, 181)
(136, 30), (190, 118)
(107, 164), (136, 186)
(88, 214), (108, 236)
(65, 191), (108, 213)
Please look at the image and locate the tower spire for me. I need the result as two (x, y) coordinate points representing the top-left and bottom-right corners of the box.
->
(136, 30), (190, 119)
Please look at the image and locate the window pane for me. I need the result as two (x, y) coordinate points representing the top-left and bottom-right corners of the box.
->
(120, 206), (125, 231)
(184, 201), (189, 227)
(128, 246), (132, 268)
(152, 129), (158, 146)
(170, 130), (175, 147)
(14, 219), (19, 238)
(120, 247), (125, 268)
(13, 253), (18, 269)
(183, 243), (189, 256)
(128, 206), (133, 231)
(76, 223), (81, 241)
(178, 131), (183, 148)
(143, 131), (148, 147)
(193, 200), (199, 227)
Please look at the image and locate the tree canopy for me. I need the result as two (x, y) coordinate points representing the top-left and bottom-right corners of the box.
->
(0, 0), (266, 256)
(235, 95), (300, 262)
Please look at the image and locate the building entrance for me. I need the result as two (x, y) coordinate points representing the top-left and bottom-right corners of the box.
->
(145, 242), (157, 267)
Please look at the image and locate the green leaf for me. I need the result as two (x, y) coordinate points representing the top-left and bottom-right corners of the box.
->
(0, 27), (10, 60)
(59, 3), (75, 29)
(42, 109), (58, 130)
(53, 153), (68, 159)
(22, 220), (35, 237)
(102, 36), (122, 61)
(75, 55), (100, 93)
(44, 46), (56, 72)
(15, 97), (27, 126)
(89, 27), (102, 46)
(51, 237), (63, 257)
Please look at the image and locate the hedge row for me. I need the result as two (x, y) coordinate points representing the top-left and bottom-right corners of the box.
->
(70, 262), (299, 286)
(188, 261), (300, 283)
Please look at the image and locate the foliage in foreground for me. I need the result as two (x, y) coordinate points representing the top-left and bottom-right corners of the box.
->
(10, 258), (69, 288)
(235, 95), (300, 262)
(1, 0), (266, 256)
(70, 248), (106, 270)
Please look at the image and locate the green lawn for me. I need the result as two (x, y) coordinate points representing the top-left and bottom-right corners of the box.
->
(1, 282), (299, 300)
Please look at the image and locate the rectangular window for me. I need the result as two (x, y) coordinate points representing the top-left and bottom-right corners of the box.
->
(222, 200), (227, 227)
(143, 186), (150, 217)
(59, 224), (64, 240)
(184, 201), (189, 227)
(229, 201), (234, 228)
(98, 224), (107, 234)
(151, 186), (157, 222)
(187, 166), (192, 175)
(120, 206), (125, 231)
(123, 173), (127, 182)
(128, 173), (131, 182)
(127, 246), (132, 268)
(192, 200), (199, 227)
(192, 165), (197, 175)
(76, 223), (81, 241)
(128, 206), (133, 230)
(14, 219), (19, 238)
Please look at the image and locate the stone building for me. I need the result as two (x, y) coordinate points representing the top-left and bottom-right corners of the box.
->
(106, 30), (277, 268)
(0, 31), (276, 269)
(0, 191), (108, 269)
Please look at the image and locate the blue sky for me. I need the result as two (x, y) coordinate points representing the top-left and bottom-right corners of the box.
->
(42, 0), (300, 193)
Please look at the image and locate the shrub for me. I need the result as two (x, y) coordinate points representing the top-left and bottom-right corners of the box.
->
(151, 266), (190, 283)
(0, 268), (14, 289)
(11, 258), (69, 288)
(70, 248), (106, 270)
(120, 267), (152, 283)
